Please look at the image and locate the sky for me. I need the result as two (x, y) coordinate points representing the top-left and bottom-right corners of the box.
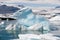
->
(0, 0), (60, 7)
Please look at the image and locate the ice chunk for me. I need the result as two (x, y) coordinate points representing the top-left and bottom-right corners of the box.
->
(49, 16), (60, 26)
(0, 21), (4, 25)
(18, 34), (41, 40)
(0, 21), (5, 28)
(18, 33), (60, 40)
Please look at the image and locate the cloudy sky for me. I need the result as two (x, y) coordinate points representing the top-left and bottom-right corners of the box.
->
(0, 0), (60, 4)
(0, 0), (60, 7)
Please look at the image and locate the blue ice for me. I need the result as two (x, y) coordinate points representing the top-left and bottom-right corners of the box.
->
(13, 7), (50, 33)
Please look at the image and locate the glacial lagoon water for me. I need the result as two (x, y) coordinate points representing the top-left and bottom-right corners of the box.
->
(0, 20), (60, 40)
(0, 16), (60, 40)
(0, 20), (40, 40)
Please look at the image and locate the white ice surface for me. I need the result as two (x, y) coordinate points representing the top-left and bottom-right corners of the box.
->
(18, 33), (60, 40)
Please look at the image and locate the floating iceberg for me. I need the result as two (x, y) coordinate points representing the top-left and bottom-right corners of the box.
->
(13, 7), (50, 33)
(0, 6), (51, 34)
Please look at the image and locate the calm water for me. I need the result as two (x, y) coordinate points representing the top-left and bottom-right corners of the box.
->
(0, 20), (60, 40)
(0, 20), (43, 40)
(0, 28), (60, 40)
(0, 20), (17, 40)
(0, 30), (45, 40)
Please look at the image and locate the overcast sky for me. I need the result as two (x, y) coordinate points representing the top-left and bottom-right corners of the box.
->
(0, 0), (60, 3)
(0, 0), (60, 7)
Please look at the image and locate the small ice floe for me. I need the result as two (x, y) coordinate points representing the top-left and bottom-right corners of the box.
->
(18, 34), (40, 40)
(18, 33), (60, 40)
(0, 21), (5, 27)
(0, 21), (4, 25)
(49, 16), (60, 26)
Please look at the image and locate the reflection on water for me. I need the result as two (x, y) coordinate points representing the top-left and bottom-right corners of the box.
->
(20, 30), (42, 34)
(0, 20), (60, 40)
(20, 30), (50, 34)
(0, 30), (46, 40)
(0, 20), (44, 40)
(0, 30), (18, 40)
(0, 26), (60, 40)
(0, 20), (18, 40)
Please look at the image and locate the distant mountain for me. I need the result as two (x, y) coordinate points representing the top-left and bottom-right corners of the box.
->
(0, 5), (20, 14)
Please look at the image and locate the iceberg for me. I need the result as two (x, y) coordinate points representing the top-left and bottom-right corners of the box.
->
(0, 7), (50, 33)
(11, 7), (50, 34)
(0, 7), (50, 34)
(0, 6), (50, 34)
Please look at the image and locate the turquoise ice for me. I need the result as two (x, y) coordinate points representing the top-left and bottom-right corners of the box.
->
(13, 7), (50, 34)
(0, 7), (50, 34)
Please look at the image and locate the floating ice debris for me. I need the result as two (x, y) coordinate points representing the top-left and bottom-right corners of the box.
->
(18, 34), (41, 40)
(0, 21), (5, 27)
(0, 21), (4, 25)
(18, 33), (60, 40)
(49, 16), (60, 26)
